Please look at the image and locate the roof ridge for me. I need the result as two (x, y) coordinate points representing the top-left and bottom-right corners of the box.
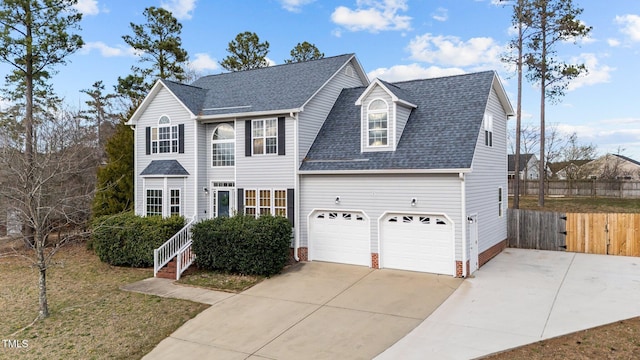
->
(160, 78), (204, 90)
(194, 53), (355, 81)
(390, 70), (495, 85)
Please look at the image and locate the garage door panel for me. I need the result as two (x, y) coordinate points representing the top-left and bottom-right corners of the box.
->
(381, 213), (454, 275)
(309, 211), (370, 267)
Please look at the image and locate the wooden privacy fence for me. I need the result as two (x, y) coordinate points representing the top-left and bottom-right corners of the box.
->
(565, 213), (640, 256)
(508, 210), (640, 257)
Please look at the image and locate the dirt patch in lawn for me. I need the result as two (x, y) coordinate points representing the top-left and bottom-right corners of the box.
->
(177, 268), (264, 293)
(483, 317), (640, 359)
(0, 243), (208, 359)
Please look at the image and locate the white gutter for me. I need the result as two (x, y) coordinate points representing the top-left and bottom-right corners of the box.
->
(197, 108), (301, 121)
(299, 168), (472, 175)
(193, 119), (199, 220)
(293, 112), (300, 261)
(460, 172), (467, 278)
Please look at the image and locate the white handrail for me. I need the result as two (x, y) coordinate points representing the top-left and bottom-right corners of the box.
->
(176, 240), (196, 280)
(154, 217), (196, 277)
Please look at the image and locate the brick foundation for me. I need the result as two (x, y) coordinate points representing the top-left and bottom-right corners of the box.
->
(455, 260), (470, 278)
(156, 259), (177, 279)
(479, 239), (507, 267)
(297, 247), (308, 261)
(371, 253), (379, 269)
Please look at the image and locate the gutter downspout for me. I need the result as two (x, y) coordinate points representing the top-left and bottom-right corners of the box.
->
(293, 112), (300, 261)
(193, 116), (199, 221)
(460, 172), (467, 278)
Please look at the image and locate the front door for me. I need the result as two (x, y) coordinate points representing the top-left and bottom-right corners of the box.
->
(217, 190), (230, 217)
(210, 183), (235, 218)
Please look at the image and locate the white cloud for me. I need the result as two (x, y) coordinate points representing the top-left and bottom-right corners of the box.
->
(188, 53), (219, 72)
(265, 57), (277, 67)
(367, 63), (465, 82)
(73, 0), (100, 15)
(615, 14), (640, 42)
(278, 0), (315, 12)
(407, 33), (505, 68)
(161, 0), (197, 20)
(607, 38), (621, 47)
(567, 53), (614, 91)
(432, 7), (448, 22)
(80, 41), (138, 57)
(331, 0), (411, 33)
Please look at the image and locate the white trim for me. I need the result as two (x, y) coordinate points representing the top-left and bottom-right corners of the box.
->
(293, 112), (300, 261)
(141, 174), (188, 178)
(169, 187), (182, 216)
(299, 168), (472, 175)
(198, 108), (301, 121)
(211, 122), (236, 167)
(491, 73), (515, 116)
(468, 213), (479, 274)
(355, 78), (418, 108)
(460, 172), (467, 278)
(144, 187), (164, 217)
(251, 118), (278, 156)
(377, 210), (456, 276)
(364, 98), (391, 150)
(194, 120), (199, 220)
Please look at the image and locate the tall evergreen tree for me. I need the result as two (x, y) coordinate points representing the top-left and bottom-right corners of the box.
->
(116, 6), (188, 104)
(285, 41), (324, 63)
(80, 81), (117, 158)
(220, 31), (270, 71)
(523, 0), (591, 206)
(0, 0), (83, 319)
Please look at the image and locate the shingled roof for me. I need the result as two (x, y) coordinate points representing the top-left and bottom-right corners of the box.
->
(140, 160), (190, 176)
(300, 71), (500, 172)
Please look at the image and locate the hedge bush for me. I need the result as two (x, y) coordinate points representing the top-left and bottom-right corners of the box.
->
(192, 214), (292, 276)
(91, 212), (185, 267)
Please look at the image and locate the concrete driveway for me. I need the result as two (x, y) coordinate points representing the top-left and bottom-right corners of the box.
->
(376, 249), (640, 359)
(142, 262), (462, 360)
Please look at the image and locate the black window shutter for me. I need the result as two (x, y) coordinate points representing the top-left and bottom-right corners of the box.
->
(245, 120), (252, 156)
(278, 117), (285, 155)
(287, 188), (294, 226)
(237, 188), (244, 214)
(178, 124), (185, 153)
(145, 127), (151, 155)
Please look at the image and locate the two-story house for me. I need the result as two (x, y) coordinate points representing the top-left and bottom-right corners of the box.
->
(127, 54), (514, 277)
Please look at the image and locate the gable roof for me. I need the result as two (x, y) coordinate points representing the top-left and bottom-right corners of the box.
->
(612, 153), (640, 167)
(128, 54), (367, 124)
(508, 154), (536, 172)
(355, 78), (417, 108)
(301, 71), (507, 172)
(140, 160), (190, 176)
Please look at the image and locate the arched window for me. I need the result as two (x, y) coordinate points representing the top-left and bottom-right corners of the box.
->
(212, 123), (235, 166)
(151, 115), (179, 153)
(367, 99), (388, 146)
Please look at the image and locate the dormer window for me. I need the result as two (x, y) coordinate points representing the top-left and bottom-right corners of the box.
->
(367, 99), (388, 147)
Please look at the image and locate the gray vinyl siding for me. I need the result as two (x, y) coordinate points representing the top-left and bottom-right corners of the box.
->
(205, 122), (236, 181)
(361, 86), (394, 152)
(299, 173), (463, 258)
(134, 87), (196, 218)
(298, 61), (366, 164)
(465, 84), (509, 255)
(236, 116), (296, 188)
(195, 121), (207, 219)
(395, 104), (412, 146)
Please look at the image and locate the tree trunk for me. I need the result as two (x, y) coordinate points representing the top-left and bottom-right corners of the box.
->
(37, 235), (49, 318)
(514, 8), (524, 209)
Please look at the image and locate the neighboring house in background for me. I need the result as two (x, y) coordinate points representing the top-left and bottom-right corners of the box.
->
(549, 160), (593, 180)
(582, 153), (640, 180)
(508, 153), (539, 180)
(127, 54), (514, 277)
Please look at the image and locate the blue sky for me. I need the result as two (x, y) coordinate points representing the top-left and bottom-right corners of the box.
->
(3, 0), (640, 160)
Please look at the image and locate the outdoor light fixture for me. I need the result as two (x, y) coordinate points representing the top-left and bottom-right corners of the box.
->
(335, 196), (341, 204)
(411, 198), (417, 207)
(203, 187), (209, 194)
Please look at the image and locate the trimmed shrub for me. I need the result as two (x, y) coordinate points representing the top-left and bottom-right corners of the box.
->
(192, 214), (292, 276)
(91, 212), (185, 267)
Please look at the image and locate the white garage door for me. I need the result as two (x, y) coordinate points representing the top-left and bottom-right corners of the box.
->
(380, 213), (454, 275)
(309, 210), (370, 266)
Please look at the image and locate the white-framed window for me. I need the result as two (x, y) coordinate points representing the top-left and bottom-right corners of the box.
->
(252, 119), (277, 155)
(146, 189), (163, 216)
(498, 187), (503, 217)
(484, 113), (493, 147)
(170, 189), (181, 216)
(212, 123), (235, 166)
(152, 115), (179, 153)
(244, 189), (287, 218)
(367, 99), (389, 147)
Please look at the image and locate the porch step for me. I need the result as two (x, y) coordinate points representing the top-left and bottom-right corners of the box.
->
(156, 259), (177, 279)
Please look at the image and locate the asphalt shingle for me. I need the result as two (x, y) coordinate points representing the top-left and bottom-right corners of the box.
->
(140, 160), (190, 176)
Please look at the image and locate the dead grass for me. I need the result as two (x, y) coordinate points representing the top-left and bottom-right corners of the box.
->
(483, 317), (640, 359)
(0, 241), (208, 359)
(511, 196), (640, 213)
(177, 268), (264, 293)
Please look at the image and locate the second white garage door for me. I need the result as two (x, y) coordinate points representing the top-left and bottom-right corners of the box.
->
(309, 210), (370, 266)
(380, 213), (454, 275)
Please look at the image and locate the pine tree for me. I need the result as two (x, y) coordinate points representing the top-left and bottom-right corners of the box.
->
(220, 32), (270, 71)
(285, 41), (324, 63)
